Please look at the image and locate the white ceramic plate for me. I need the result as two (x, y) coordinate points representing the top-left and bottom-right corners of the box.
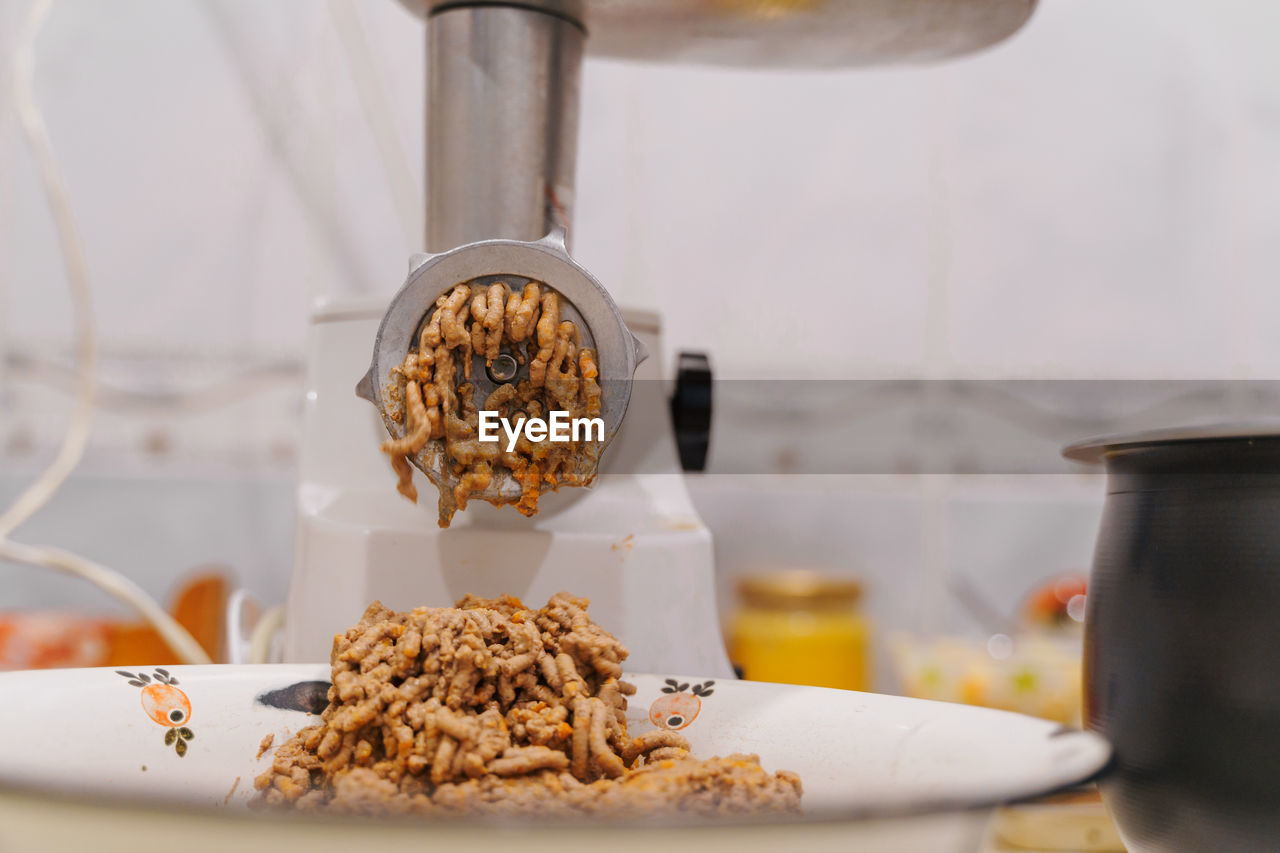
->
(0, 665), (1108, 818)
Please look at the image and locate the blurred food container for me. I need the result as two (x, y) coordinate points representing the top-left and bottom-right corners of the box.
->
(0, 570), (228, 669)
(891, 631), (1083, 726)
(986, 788), (1126, 852)
(1022, 575), (1088, 630)
(727, 570), (871, 691)
(0, 611), (112, 669)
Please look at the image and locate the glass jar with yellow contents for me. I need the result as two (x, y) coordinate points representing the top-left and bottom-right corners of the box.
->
(727, 570), (871, 691)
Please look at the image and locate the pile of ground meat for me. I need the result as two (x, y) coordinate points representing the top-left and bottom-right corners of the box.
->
(253, 593), (802, 818)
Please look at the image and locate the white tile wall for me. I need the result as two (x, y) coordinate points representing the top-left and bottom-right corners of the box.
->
(7, 0), (1278, 377)
(3, 0), (1279, 646)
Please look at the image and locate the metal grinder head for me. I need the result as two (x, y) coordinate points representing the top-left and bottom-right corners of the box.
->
(356, 227), (646, 505)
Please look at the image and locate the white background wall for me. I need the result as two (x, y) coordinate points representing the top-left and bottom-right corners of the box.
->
(2, 0), (1279, 669)
(6, 0), (1280, 378)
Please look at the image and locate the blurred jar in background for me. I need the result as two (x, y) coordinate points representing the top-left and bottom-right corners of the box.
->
(728, 570), (870, 691)
(889, 574), (1087, 726)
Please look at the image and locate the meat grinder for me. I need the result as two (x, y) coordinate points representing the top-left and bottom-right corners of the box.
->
(283, 0), (1036, 672)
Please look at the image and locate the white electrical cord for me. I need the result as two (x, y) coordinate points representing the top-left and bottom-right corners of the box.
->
(4, 0), (211, 666)
(0, 540), (211, 664)
(247, 604), (286, 665)
(1, 0), (93, 541)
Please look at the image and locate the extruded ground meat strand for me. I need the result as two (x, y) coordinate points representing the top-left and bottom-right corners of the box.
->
(253, 593), (802, 817)
(380, 278), (605, 527)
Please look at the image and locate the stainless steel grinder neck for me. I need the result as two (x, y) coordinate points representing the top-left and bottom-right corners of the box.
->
(359, 3), (643, 506)
(426, 3), (584, 249)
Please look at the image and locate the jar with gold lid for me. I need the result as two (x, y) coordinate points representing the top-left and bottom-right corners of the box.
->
(727, 570), (871, 691)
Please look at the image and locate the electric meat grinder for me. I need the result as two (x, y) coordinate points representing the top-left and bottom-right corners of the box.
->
(284, 0), (1036, 673)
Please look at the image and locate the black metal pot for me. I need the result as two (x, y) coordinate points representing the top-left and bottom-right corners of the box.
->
(1065, 426), (1280, 852)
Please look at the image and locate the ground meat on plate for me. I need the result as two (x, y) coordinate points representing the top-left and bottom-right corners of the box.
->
(253, 593), (802, 817)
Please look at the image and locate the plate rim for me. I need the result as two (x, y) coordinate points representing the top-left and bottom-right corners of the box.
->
(0, 663), (1111, 823)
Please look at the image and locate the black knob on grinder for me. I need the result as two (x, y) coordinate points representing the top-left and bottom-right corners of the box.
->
(670, 351), (712, 472)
